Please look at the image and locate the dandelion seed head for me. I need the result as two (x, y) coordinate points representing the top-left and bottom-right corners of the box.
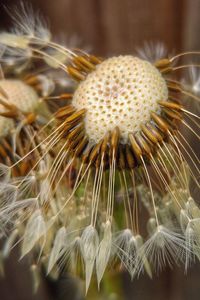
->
(72, 55), (168, 142)
(0, 79), (39, 113)
(0, 6), (200, 290)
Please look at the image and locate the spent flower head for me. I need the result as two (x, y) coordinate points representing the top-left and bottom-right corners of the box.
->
(0, 4), (200, 294)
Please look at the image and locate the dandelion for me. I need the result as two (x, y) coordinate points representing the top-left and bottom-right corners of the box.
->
(0, 22), (58, 181)
(0, 5), (200, 294)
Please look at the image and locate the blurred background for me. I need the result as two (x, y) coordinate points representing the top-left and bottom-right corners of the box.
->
(0, 0), (200, 299)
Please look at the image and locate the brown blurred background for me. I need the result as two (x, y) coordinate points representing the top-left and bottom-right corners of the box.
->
(1, 0), (200, 56)
(0, 0), (200, 299)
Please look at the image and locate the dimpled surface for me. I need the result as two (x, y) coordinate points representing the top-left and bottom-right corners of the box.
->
(72, 55), (168, 143)
(0, 80), (39, 113)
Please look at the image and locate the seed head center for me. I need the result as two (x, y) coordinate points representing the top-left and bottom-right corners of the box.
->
(72, 55), (168, 143)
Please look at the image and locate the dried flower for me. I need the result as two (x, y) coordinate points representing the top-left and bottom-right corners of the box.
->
(0, 5), (199, 294)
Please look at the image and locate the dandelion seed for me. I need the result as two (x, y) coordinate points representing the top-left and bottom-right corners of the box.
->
(135, 224), (186, 274)
(80, 225), (99, 293)
(2, 228), (18, 258)
(96, 220), (112, 287)
(21, 209), (46, 258)
(47, 226), (66, 274)
(0, 182), (17, 208)
(0, 163), (11, 182)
